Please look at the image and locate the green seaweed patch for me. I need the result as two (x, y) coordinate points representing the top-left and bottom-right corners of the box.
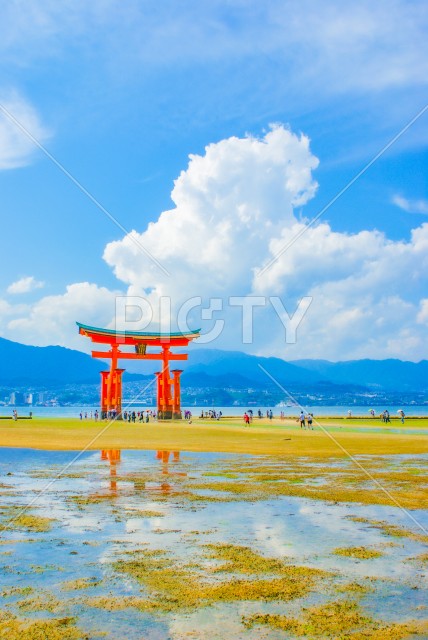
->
(17, 591), (66, 613)
(416, 553), (428, 563)
(205, 576), (321, 604)
(112, 547), (329, 612)
(203, 543), (292, 574)
(129, 510), (165, 518)
(193, 458), (428, 509)
(335, 580), (375, 595)
(7, 513), (54, 533)
(333, 546), (384, 560)
(1, 585), (34, 598)
(29, 563), (64, 574)
(243, 599), (423, 638)
(60, 472), (92, 479)
(188, 529), (215, 536)
(70, 494), (117, 507)
(0, 538), (36, 545)
(0, 611), (86, 640)
(61, 577), (102, 591)
(113, 551), (203, 611)
(348, 517), (428, 544)
(85, 595), (155, 613)
(30, 471), (90, 480)
(202, 472), (240, 479)
(406, 553), (428, 565)
(186, 493), (241, 503)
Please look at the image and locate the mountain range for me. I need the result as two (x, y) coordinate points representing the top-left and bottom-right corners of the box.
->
(0, 337), (146, 386)
(0, 337), (426, 393)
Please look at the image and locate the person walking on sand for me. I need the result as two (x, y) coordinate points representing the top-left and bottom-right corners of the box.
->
(244, 412), (250, 426)
(307, 413), (313, 430)
(399, 409), (405, 424)
(299, 411), (306, 429)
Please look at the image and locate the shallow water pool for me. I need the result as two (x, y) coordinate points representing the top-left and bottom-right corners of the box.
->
(0, 449), (427, 639)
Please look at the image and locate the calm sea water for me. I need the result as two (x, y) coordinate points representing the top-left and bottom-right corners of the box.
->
(1, 404), (427, 418)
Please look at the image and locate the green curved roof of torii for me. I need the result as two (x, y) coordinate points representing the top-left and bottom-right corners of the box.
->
(76, 322), (200, 340)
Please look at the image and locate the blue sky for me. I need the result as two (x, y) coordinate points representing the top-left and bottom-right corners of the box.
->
(0, 1), (427, 361)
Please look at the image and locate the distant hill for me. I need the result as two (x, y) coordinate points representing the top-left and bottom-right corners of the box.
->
(291, 358), (428, 392)
(0, 337), (426, 392)
(181, 349), (326, 387)
(0, 337), (145, 386)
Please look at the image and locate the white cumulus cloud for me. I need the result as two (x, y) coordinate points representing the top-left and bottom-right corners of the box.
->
(102, 125), (428, 361)
(7, 276), (45, 294)
(0, 92), (51, 170)
(104, 125), (319, 305)
(417, 299), (428, 325)
(392, 194), (428, 215)
(4, 282), (121, 349)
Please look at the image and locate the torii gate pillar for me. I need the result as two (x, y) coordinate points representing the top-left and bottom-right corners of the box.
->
(155, 367), (183, 419)
(101, 368), (125, 417)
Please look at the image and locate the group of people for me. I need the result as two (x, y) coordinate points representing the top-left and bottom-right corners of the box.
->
(199, 410), (223, 420)
(76, 406), (408, 427)
(79, 409), (157, 422)
(354, 408), (405, 423)
(243, 409), (274, 425)
(79, 411), (98, 420)
(123, 410), (155, 423)
(243, 409), (315, 428)
(298, 411), (314, 429)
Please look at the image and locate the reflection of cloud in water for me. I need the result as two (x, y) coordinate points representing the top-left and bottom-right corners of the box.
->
(169, 603), (269, 640)
(252, 502), (297, 558)
(236, 497), (426, 582)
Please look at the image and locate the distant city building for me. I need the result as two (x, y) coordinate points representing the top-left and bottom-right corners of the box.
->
(9, 391), (25, 405)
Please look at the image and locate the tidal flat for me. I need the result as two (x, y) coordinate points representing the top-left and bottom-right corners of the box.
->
(0, 448), (427, 639)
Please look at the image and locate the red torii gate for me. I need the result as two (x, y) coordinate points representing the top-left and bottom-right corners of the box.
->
(77, 322), (200, 419)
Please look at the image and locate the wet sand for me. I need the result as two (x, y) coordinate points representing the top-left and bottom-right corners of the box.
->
(0, 417), (427, 457)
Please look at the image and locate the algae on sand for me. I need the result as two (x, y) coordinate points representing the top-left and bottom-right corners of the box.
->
(333, 546), (384, 560)
(243, 599), (425, 638)
(0, 611), (86, 640)
(110, 546), (330, 612)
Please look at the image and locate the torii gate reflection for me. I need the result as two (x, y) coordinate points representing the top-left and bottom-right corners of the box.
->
(100, 450), (186, 493)
(100, 449), (121, 492)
